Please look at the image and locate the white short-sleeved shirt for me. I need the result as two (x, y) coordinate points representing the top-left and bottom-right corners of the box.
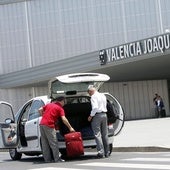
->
(90, 91), (107, 117)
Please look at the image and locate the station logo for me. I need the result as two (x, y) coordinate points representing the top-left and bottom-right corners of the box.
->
(99, 33), (170, 65)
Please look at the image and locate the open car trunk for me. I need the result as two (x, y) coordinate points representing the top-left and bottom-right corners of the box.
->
(57, 96), (116, 141)
(58, 97), (94, 140)
(50, 73), (124, 141)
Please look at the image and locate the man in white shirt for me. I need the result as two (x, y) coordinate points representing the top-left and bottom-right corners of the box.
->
(87, 85), (110, 158)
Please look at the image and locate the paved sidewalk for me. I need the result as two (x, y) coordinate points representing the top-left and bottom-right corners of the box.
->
(1, 118), (169, 153)
(113, 117), (170, 151)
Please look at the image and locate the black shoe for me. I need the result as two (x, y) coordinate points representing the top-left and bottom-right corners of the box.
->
(97, 153), (104, 159)
(105, 152), (110, 158)
(58, 158), (65, 162)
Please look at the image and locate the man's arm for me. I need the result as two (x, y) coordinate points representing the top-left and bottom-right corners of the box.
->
(38, 107), (44, 116)
(61, 116), (75, 132)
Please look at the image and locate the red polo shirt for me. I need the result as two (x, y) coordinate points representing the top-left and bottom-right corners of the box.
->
(40, 102), (65, 128)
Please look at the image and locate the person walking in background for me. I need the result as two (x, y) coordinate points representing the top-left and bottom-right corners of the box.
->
(87, 85), (110, 158)
(38, 96), (75, 163)
(153, 93), (166, 118)
(156, 95), (166, 118)
(153, 93), (159, 117)
(153, 93), (159, 106)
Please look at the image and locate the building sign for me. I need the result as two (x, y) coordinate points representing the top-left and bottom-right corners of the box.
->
(99, 33), (170, 65)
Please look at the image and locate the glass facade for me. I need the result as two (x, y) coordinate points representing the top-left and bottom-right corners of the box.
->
(0, 0), (170, 119)
(0, 0), (170, 74)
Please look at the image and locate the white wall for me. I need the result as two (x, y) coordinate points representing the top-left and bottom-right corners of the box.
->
(101, 79), (169, 120)
(0, 86), (48, 114)
(0, 79), (169, 120)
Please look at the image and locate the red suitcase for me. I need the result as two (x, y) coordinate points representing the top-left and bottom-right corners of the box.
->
(64, 132), (84, 157)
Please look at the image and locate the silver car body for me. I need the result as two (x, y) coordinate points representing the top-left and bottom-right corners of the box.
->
(0, 73), (124, 160)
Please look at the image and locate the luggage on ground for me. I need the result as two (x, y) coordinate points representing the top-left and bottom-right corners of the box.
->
(64, 132), (84, 157)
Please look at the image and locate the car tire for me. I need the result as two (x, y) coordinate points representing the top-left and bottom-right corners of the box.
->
(9, 148), (22, 160)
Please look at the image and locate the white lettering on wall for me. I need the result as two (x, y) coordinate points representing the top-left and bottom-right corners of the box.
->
(99, 33), (170, 65)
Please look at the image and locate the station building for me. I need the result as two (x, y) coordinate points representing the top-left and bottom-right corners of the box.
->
(0, 0), (170, 120)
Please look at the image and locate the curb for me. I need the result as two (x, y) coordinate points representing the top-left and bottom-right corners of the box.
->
(112, 147), (170, 152)
(1, 147), (170, 153)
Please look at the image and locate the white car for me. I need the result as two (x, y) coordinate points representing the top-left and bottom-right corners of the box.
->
(0, 73), (124, 160)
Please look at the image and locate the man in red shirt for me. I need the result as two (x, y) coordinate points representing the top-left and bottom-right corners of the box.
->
(39, 96), (75, 163)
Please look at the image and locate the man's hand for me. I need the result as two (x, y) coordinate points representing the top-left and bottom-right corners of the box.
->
(69, 127), (75, 132)
(88, 116), (93, 122)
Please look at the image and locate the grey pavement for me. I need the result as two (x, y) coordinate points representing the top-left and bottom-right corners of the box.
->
(113, 117), (170, 152)
(1, 118), (170, 153)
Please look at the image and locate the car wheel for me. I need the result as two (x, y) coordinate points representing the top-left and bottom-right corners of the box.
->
(9, 148), (22, 160)
(109, 143), (113, 155)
